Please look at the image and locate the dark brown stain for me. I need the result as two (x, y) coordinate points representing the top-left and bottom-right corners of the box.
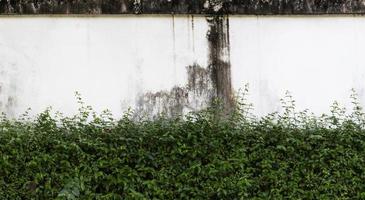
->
(2, 0), (365, 15)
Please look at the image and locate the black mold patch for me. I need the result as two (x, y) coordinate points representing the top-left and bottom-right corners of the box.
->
(2, 0), (365, 15)
(135, 63), (214, 118)
(136, 9), (234, 118)
(206, 15), (234, 114)
(186, 64), (211, 95)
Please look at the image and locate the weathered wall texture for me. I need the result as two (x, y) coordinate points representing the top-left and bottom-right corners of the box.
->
(2, 0), (365, 15)
(2, 1), (365, 118)
(2, 16), (365, 118)
(0, 17), (212, 117)
(136, 63), (214, 118)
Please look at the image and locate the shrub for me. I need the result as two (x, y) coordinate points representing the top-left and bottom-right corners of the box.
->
(0, 89), (365, 199)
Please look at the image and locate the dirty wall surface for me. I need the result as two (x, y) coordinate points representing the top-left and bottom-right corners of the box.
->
(1, 16), (365, 117)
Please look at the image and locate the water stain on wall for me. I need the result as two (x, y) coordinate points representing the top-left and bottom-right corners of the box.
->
(136, 9), (234, 117)
(1, 0), (235, 118)
(206, 15), (234, 114)
(135, 63), (214, 118)
(0, 63), (18, 117)
(0, 44), (37, 118)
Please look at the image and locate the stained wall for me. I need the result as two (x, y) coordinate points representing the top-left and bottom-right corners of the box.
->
(1, 16), (365, 117)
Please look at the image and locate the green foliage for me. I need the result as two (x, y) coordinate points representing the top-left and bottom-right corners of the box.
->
(1, 89), (365, 199)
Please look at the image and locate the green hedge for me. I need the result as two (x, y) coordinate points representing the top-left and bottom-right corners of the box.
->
(1, 91), (365, 199)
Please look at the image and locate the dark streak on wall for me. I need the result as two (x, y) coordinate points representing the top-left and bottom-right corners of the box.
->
(3, 0), (356, 117)
(137, 4), (234, 117)
(207, 15), (234, 114)
(136, 63), (214, 118)
(5, 96), (16, 116)
(1, 0), (365, 15)
(0, 72), (17, 117)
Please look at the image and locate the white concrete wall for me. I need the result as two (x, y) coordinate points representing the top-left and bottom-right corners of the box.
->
(0, 17), (209, 117)
(0, 16), (365, 117)
(230, 17), (365, 116)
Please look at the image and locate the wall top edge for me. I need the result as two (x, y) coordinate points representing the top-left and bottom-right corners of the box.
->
(2, 0), (365, 15)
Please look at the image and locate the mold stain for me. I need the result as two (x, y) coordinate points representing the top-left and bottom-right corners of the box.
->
(0, 65), (17, 118)
(187, 15), (191, 53)
(135, 63), (214, 118)
(206, 15), (234, 114)
(191, 15), (196, 54)
(136, 5), (234, 118)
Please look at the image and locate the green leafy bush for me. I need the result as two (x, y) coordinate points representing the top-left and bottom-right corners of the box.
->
(1, 89), (365, 199)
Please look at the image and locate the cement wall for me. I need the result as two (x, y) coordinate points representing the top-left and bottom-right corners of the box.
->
(230, 16), (365, 116)
(1, 16), (365, 117)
